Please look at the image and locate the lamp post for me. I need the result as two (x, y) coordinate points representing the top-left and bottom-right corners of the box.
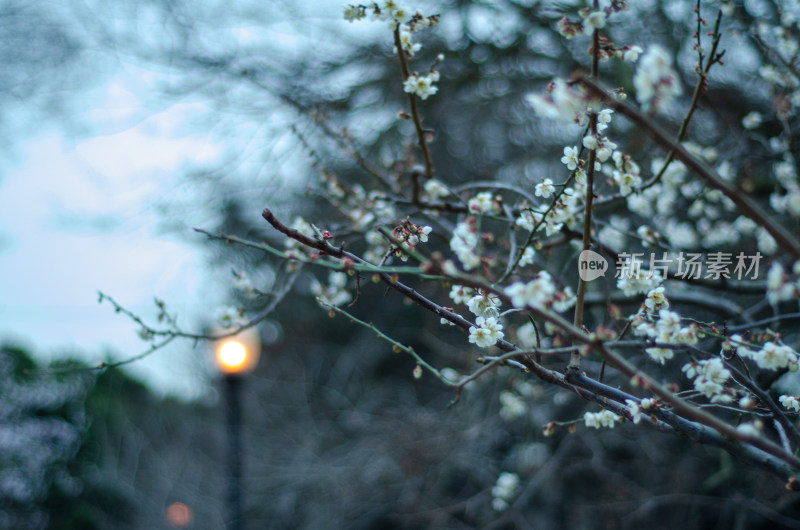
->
(213, 328), (260, 530)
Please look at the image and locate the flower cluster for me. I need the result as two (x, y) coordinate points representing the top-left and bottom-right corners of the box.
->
(582, 133), (617, 164)
(491, 472), (520, 512)
(625, 398), (656, 424)
(780, 395), (800, 413)
(504, 271), (556, 310)
(633, 45), (681, 113)
(643, 286), (668, 312)
(216, 306), (243, 329)
(466, 289), (501, 318)
(403, 71), (439, 100)
(344, 1), (438, 30)
(450, 218), (481, 270)
(534, 178), (556, 199)
(617, 267), (662, 296)
(449, 284), (474, 305)
(499, 391), (528, 421)
(766, 262), (800, 305)
(555, 3), (629, 43)
(610, 151), (642, 196)
(526, 78), (586, 123)
(391, 219), (432, 261)
(468, 316), (504, 348)
(468, 191), (501, 214)
(681, 358), (732, 402)
(732, 336), (799, 371)
(345, 2), (441, 99)
(423, 178), (449, 200)
(584, 410), (621, 429)
(633, 307), (701, 364)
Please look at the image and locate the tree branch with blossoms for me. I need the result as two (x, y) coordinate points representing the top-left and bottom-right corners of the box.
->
(98, 0), (800, 507)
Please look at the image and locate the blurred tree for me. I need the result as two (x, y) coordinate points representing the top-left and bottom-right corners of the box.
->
(0, 344), (228, 529)
(0, 1), (96, 152)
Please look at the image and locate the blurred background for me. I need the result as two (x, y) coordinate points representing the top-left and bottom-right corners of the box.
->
(2, 0), (800, 528)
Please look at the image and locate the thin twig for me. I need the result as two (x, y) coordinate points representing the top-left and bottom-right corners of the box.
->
(393, 26), (434, 202)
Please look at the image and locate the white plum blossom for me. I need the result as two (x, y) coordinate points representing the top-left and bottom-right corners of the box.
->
(736, 422), (762, 437)
(515, 209), (544, 232)
(751, 342), (798, 370)
(469, 316), (504, 348)
(216, 306), (241, 329)
(664, 220), (698, 248)
(622, 45), (643, 62)
(757, 227), (778, 255)
(780, 395), (800, 412)
(582, 10), (607, 35)
(449, 284), (475, 305)
(467, 291), (502, 318)
(535, 178), (556, 198)
(491, 472), (520, 511)
(617, 268), (662, 296)
(468, 192), (498, 214)
(518, 246), (536, 267)
(398, 28), (421, 55)
(682, 358), (731, 401)
(526, 78), (585, 122)
(625, 399), (646, 424)
(597, 215), (629, 250)
(450, 219), (481, 270)
(561, 146), (580, 170)
(644, 286), (669, 312)
(614, 171), (642, 196)
(727, 334), (756, 359)
(633, 45), (681, 113)
(636, 225), (659, 247)
(403, 73), (438, 100)
(417, 225), (432, 242)
(639, 308), (700, 364)
(645, 345), (674, 364)
(584, 410), (621, 429)
(656, 310), (682, 336)
(596, 138), (617, 162)
(767, 262), (796, 304)
(742, 112), (763, 130)
(504, 272), (556, 309)
(343, 5), (366, 22)
(499, 391), (527, 421)
(597, 108), (614, 131)
(423, 179), (449, 200)
(641, 398), (656, 410)
(516, 322), (538, 349)
(552, 286), (577, 312)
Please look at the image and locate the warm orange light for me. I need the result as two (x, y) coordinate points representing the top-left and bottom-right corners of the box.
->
(212, 327), (261, 375)
(218, 341), (247, 370)
(165, 502), (192, 527)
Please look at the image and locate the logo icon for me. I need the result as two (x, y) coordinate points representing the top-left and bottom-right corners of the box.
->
(578, 250), (608, 282)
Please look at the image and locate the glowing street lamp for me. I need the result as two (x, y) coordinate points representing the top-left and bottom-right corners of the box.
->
(213, 327), (260, 530)
(214, 327), (261, 376)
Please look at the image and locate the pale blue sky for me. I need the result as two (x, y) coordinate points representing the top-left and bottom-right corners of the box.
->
(0, 66), (226, 397)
